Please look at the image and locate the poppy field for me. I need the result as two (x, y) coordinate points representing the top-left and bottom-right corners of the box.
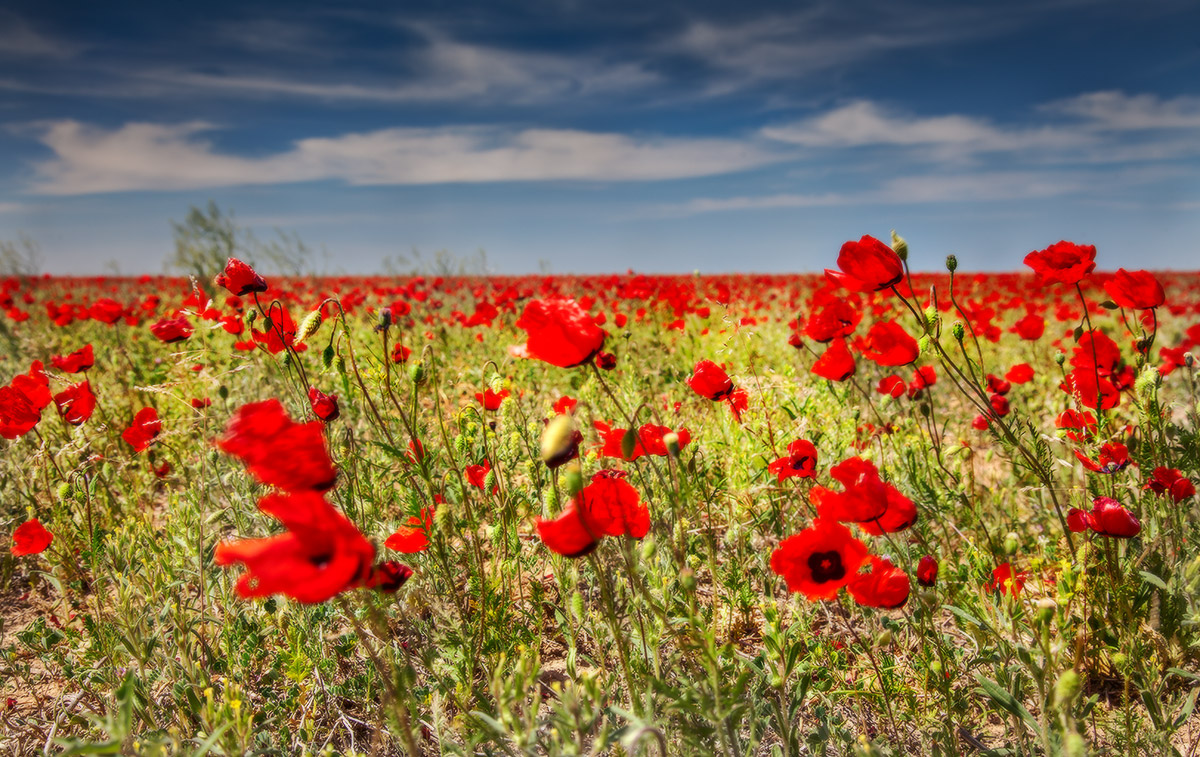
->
(3, 236), (1200, 755)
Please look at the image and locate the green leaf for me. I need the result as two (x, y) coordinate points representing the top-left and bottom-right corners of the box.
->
(975, 676), (1040, 732)
(1139, 570), (1168, 591)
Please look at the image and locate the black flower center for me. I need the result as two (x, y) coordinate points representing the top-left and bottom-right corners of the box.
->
(808, 550), (845, 583)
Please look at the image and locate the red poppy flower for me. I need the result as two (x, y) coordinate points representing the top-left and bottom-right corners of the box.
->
(150, 316), (193, 344)
(537, 470), (650, 557)
(1012, 313), (1045, 341)
(824, 235), (904, 293)
(848, 556), (911, 609)
(11, 519), (53, 556)
(1061, 368), (1120, 411)
(51, 344), (94, 374)
(215, 258), (269, 297)
(192, 397), (213, 410)
(804, 298), (862, 342)
(475, 387), (510, 411)
(1073, 442), (1130, 474)
(727, 387), (749, 422)
(308, 387), (340, 422)
(811, 338), (856, 381)
(1071, 330), (1122, 376)
(1072, 496), (1141, 538)
(0, 361), (51, 439)
(986, 562), (1028, 597)
(986, 374), (1011, 396)
(876, 375), (905, 398)
(989, 393), (1010, 417)
(552, 396), (578, 415)
(1006, 363), (1034, 384)
(1145, 467), (1195, 502)
(1023, 241), (1097, 286)
(88, 298), (126, 325)
(385, 506), (435, 553)
(252, 306), (306, 355)
(216, 399), (336, 492)
(916, 555), (938, 587)
(365, 561), (414, 593)
(515, 298), (606, 368)
(53, 381), (96, 426)
(767, 439), (818, 482)
(215, 491), (375, 604)
(686, 360), (734, 401)
(391, 343), (412, 364)
(596, 351), (617, 370)
(1104, 269), (1164, 310)
(907, 366), (937, 399)
(465, 461), (497, 493)
(594, 421), (691, 461)
(1055, 409), (1097, 442)
(862, 321), (919, 367)
(812, 457), (917, 535)
(122, 407), (162, 453)
(770, 519), (869, 600)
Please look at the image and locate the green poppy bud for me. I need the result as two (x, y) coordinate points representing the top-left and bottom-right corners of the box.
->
(945, 254), (958, 272)
(621, 428), (638, 460)
(217, 385), (229, 400)
(890, 230), (909, 262)
(409, 361), (427, 386)
(540, 414), (575, 465)
(1054, 670), (1081, 708)
(1054, 351), (1067, 366)
(1003, 532), (1020, 555)
(951, 321), (966, 341)
(563, 462), (583, 496)
(293, 310), (323, 345)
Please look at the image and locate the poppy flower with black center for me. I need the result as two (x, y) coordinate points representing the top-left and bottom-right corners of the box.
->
(0, 361), (51, 439)
(812, 457), (917, 535)
(985, 562), (1028, 597)
(215, 491), (375, 604)
(537, 469), (650, 558)
(365, 561), (414, 593)
(1104, 269), (1164, 310)
(475, 387), (510, 411)
(848, 556), (911, 609)
(217, 399), (336, 492)
(385, 506), (435, 553)
(770, 519), (868, 600)
(861, 321), (919, 367)
(150, 316), (193, 344)
(1023, 241), (1097, 286)
(1012, 313), (1045, 341)
(53, 381), (96, 426)
(767, 439), (818, 482)
(803, 298), (862, 342)
(916, 555), (938, 587)
(1145, 467), (1195, 502)
(215, 257), (269, 297)
(824, 235), (903, 293)
(811, 337), (856, 381)
(122, 407), (162, 453)
(51, 344), (94, 374)
(1073, 441), (1130, 474)
(515, 298), (606, 368)
(308, 387), (339, 423)
(11, 519), (53, 556)
(686, 360), (734, 401)
(1067, 496), (1140, 538)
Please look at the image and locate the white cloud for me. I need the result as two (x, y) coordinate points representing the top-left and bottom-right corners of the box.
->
(29, 121), (782, 195)
(762, 101), (1089, 153)
(1040, 91), (1200, 130)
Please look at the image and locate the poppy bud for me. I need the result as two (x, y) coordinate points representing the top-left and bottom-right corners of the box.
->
(570, 591), (584, 622)
(378, 308), (393, 331)
(875, 629), (893, 646)
(679, 567), (697, 592)
(409, 361), (427, 386)
(923, 304), (938, 329)
(1135, 365), (1160, 400)
(218, 385), (229, 400)
(1054, 351), (1066, 366)
(918, 402), (931, 417)
(951, 321), (965, 341)
(1003, 532), (1019, 555)
(246, 310), (258, 326)
(621, 428), (638, 460)
(322, 345), (335, 370)
(540, 414), (576, 465)
(641, 534), (656, 561)
(929, 659), (943, 677)
(545, 487), (558, 508)
(563, 461), (583, 496)
(945, 254), (958, 272)
(56, 481), (71, 501)
(1054, 670), (1081, 708)
(890, 230), (908, 262)
(261, 316), (273, 333)
(294, 310), (323, 345)
(1111, 651), (1128, 669)
(483, 469), (497, 494)
(663, 432), (681, 457)
(1185, 352), (1194, 368)
(335, 355), (347, 377)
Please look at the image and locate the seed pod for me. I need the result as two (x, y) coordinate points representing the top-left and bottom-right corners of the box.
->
(945, 254), (958, 272)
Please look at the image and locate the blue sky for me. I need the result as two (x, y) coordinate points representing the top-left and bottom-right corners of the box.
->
(1, 0), (1199, 274)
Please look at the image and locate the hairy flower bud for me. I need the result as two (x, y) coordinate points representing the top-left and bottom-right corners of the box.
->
(1054, 670), (1081, 708)
(563, 461), (583, 496)
(540, 414), (576, 465)
(951, 321), (966, 341)
(890, 230), (909, 262)
(409, 361), (427, 386)
(293, 310), (323, 345)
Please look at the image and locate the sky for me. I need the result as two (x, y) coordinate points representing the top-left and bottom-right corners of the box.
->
(1, 0), (1199, 275)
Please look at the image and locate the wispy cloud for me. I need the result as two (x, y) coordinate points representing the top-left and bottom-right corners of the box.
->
(28, 121), (783, 195)
(1040, 90), (1200, 130)
(0, 11), (80, 59)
